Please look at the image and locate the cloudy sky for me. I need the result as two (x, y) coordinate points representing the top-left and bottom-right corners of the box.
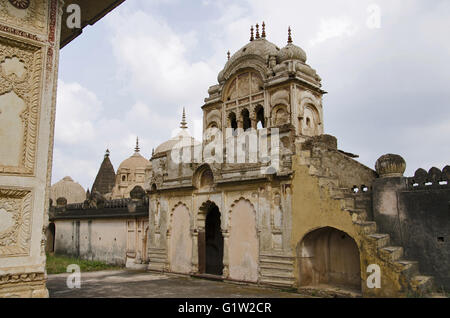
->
(53, 0), (450, 189)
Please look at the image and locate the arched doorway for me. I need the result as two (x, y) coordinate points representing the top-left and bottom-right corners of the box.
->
(205, 206), (224, 275)
(298, 227), (361, 291)
(198, 201), (224, 276)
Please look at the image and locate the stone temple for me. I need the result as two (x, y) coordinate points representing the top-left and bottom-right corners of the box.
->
(48, 23), (450, 298)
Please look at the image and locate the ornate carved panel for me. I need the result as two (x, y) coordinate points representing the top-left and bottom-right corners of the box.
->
(0, 188), (33, 257)
(0, 0), (47, 34)
(0, 36), (42, 175)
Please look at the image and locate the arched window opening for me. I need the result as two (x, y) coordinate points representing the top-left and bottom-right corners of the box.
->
(229, 112), (238, 136)
(229, 112), (237, 130)
(255, 106), (265, 129)
(200, 167), (214, 189)
(242, 109), (251, 131)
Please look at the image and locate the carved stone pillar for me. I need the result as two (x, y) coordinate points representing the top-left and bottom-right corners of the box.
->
(0, 0), (64, 298)
(250, 117), (257, 130)
(237, 119), (243, 129)
(222, 230), (230, 278)
(197, 229), (206, 274)
(191, 229), (198, 274)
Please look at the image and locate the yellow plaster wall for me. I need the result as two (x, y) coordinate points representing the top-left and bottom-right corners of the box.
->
(291, 156), (410, 297)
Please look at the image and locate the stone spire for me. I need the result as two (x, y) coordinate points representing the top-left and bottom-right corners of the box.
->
(288, 26), (293, 44)
(262, 21), (266, 38)
(255, 23), (260, 39)
(180, 107), (188, 129)
(135, 137), (140, 153)
(92, 149), (116, 196)
(250, 25), (254, 41)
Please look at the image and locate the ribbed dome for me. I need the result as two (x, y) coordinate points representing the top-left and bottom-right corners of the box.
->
(230, 38), (280, 64)
(118, 152), (151, 171)
(218, 38), (280, 82)
(50, 176), (86, 204)
(277, 43), (307, 63)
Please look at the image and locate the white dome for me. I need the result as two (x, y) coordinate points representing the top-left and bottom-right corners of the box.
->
(50, 176), (86, 204)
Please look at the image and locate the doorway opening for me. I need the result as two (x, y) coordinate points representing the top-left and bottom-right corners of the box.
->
(298, 227), (361, 292)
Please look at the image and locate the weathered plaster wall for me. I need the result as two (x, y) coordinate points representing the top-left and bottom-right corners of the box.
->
(228, 199), (259, 282)
(168, 204), (192, 274)
(54, 219), (128, 266)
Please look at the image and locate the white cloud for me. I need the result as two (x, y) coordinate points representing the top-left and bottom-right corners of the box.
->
(309, 17), (359, 46)
(55, 80), (102, 145)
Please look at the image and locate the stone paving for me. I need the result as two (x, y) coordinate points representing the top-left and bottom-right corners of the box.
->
(47, 270), (309, 298)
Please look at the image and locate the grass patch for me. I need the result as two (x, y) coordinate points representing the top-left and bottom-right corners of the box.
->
(46, 254), (122, 275)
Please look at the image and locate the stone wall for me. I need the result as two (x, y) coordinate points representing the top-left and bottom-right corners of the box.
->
(373, 165), (450, 291)
(50, 188), (149, 267)
(54, 219), (128, 266)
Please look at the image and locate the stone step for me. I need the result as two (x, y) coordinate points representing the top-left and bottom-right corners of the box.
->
(367, 233), (391, 248)
(329, 188), (346, 199)
(260, 254), (294, 264)
(354, 196), (372, 209)
(340, 198), (355, 210)
(259, 277), (295, 288)
(380, 246), (404, 262)
(149, 256), (166, 263)
(259, 261), (293, 271)
(260, 268), (294, 279)
(411, 275), (434, 294)
(354, 221), (377, 235)
(396, 260), (420, 278)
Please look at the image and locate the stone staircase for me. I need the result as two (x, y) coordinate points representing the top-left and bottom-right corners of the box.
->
(259, 253), (295, 288)
(147, 247), (167, 272)
(298, 144), (436, 296)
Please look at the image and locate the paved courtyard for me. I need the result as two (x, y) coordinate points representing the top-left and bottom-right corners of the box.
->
(47, 270), (308, 298)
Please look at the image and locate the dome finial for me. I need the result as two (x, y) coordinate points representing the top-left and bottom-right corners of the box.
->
(135, 137), (140, 153)
(227, 50), (230, 60)
(180, 107), (188, 129)
(105, 149), (110, 158)
(262, 21), (266, 38)
(288, 26), (293, 44)
(250, 25), (254, 41)
(255, 23), (260, 39)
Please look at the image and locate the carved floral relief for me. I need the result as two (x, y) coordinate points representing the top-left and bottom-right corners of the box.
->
(0, 188), (32, 257)
(0, 36), (42, 175)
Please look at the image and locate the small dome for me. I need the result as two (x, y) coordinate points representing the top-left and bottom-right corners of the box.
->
(154, 108), (200, 157)
(375, 154), (406, 178)
(277, 43), (307, 63)
(154, 129), (198, 156)
(118, 152), (151, 171)
(51, 176), (86, 204)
